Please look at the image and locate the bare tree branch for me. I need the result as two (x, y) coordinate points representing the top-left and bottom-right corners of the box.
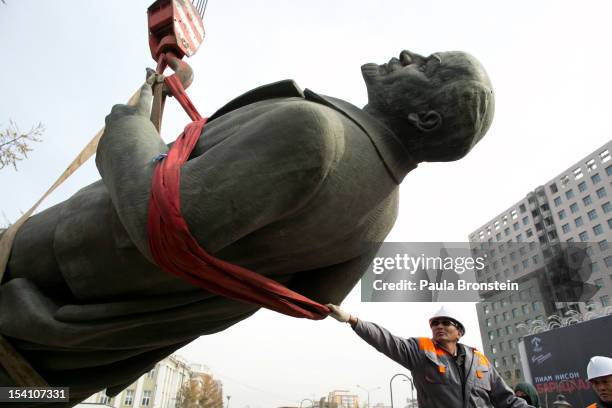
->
(0, 120), (44, 170)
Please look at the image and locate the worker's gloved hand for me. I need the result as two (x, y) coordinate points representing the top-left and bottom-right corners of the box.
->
(326, 304), (351, 323)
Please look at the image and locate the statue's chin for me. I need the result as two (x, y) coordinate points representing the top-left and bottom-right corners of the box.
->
(361, 63), (383, 82)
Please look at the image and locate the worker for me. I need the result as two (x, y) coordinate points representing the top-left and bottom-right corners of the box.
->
(327, 304), (532, 407)
(586, 356), (612, 408)
(515, 382), (541, 407)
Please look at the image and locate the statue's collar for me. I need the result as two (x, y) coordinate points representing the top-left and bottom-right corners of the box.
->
(303, 89), (417, 184)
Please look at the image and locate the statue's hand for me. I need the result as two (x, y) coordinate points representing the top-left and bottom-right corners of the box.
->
(326, 304), (352, 323)
(95, 80), (166, 262)
(105, 82), (153, 124)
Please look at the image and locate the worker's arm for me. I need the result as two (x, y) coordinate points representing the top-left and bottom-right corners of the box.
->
(96, 83), (338, 262)
(327, 304), (422, 370)
(489, 367), (533, 408)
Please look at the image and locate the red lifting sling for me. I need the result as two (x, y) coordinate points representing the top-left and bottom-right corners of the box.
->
(147, 75), (330, 319)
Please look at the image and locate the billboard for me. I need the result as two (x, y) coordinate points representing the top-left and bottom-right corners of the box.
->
(523, 314), (612, 407)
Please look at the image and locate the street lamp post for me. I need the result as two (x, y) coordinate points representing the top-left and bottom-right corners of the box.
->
(299, 398), (315, 408)
(226, 395), (231, 408)
(389, 373), (415, 408)
(356, 385), (381, 408)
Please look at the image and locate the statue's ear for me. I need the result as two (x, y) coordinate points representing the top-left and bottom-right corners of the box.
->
(407, 110), (442, 132)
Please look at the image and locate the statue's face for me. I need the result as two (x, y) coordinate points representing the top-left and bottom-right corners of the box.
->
(362, 50), (495, 162)
(362, 50), (444, 113)
(362, 49), (489, 117)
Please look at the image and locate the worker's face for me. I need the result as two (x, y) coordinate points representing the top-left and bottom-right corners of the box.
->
(590, 375), (612, 402)
(429, 319), (461, 343)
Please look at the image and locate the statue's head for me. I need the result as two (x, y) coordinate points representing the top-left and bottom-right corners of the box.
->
(362, 50), (494, 162)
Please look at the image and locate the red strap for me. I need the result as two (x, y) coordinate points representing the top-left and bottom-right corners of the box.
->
(146, 76), (330, 320)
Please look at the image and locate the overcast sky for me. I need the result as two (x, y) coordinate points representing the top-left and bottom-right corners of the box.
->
(1, 1), (612, 407)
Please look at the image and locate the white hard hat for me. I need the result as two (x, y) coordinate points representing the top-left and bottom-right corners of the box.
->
(587, 356), (612, 381)
(429, 306), (465, 335)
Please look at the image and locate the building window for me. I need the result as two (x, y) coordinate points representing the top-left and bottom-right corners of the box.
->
(570, 203), (579, 213)
(562, 223), (571, 233)
(550, 183), (558, 193)
(499, 342), (505, 352)
(575, 216), (584, 227)
(506, 325), (513, 335)
(491, 345), (497, 354)
(522, 216), (529, 225)
(509, 339), (517, 349)
(488, 331), (495, 340)
(605, 256), (612, 268)
(591, 262), (600, 273)
(561, 175), (570, 186)
(100, 394), (111, 405)
(579, 231), (589, 242)
(522, 259), (529, 268)
(513, 222), (520, 231)
(597, 187), (607, 199)
(574, 167), (584, 180)
(583, 195), (593, 206)
(532, 301), (541, 311)
(609, 218), (612, 229)
(594, 224), (604, 236)
(602, 296), (610, 307)
(512, 354), (519, 364)
(141, 390), (152, 407)
(607, 165), (612, 176)
(553, 197), (562, 206)
(592, 173), (602, 184)
(587, 158), (598, 171)
(558, 209), (567, 220)
(486, 318), (492, 327)
(595, 278), (604, 288)
(504, 227), (510, 236)
(565, 189), (575, 199)
(124, 390), (134, 406)
(496, 232), (501, 241)
(578, 181), (588, 192)
(512, 308), (520, 318)
(532, 254), (539, 264)
(521, 304), (529, 315)
(503, 311), (510, 321)
(146, 368), (155, 378)
(598, 240), (608, 251)
(588, 209), (598, 220)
